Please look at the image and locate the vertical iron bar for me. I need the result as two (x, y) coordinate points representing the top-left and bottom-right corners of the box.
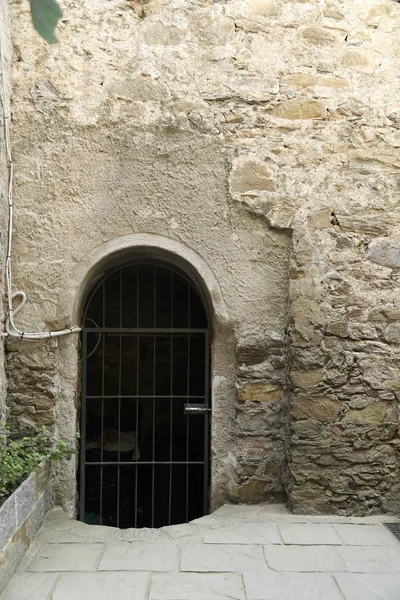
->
(168, 270), (173, 525)
(100, 281), (105, 525)
(152, 333), (156, 527)
(135, 267), (139, 527)
(152, 266), (156, 527)
(117, 270), (122, 527)
(186, 283), (191, 522)
(79, 331), (88, 522)
(204, 331), (210, 516)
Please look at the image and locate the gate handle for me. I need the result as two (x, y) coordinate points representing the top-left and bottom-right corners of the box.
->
(184, 404), (211, 415)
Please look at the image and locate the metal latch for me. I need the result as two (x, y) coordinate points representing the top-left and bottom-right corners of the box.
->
(184, 404), (211, 415)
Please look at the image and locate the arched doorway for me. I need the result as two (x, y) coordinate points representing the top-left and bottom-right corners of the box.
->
(79, 260), (210, 528)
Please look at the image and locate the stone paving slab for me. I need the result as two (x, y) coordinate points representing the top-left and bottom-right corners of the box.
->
(278, 523), (342, 545)
(149, 573), (245, 600)
(2, 505), (400, 599)
(98, 543), (180, 572)
(243, 572), (343, 600)
(181, 543), (268, 573)
(264, 545), (347, 572)
(334, 573), (400, 600)
(28, 543), (103, 572)
(334, 524), (398, 546)
(53, 572), (149, 600)
(204, 522), (281, 545)
(337, 545), (400, 573)
(0, 572), (58, 600)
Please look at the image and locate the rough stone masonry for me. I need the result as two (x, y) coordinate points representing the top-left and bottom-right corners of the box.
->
(4, 0), (400, 516)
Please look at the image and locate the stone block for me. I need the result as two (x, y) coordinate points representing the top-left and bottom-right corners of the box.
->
(384, 324), (400, 344)
(237, 479), (268, 504)
(334, 524), (397, 546)
(335, 574), (400, 600)
(342, 49), (382, 73)
(243, 573), (343, 600)
(245, 0), (278, 18)
(278, 523), (341, 545)
(0, 572), (58, 600)
(292, 420), (323, 439)
(284, 74), (349, 91)
(29, 543), (103, 572)
(150, 573), (245, 600)
(264, 545), (346, 572)
(270, 99), (326, 120)
(238, 382), (283, 403)
(34, 462), (51, 500)
(301, 26), (338, 45)
(181, 543), (267, 573)
(343, 402), (387, 425)
(326, 321), (348, 337)
(230, 157), (276, 195)
(204, 522), (281, 545)
(338, 545), (400, 573)
(336, 214), (391, 236)
(0, 523), (31, 596)
(0, 495), (17, 553)
(292, 397), (341, 422)
(98, 543), (179, 571)
(291, 370), (324, 389)
(349, 151), (400, 175)
(53, 572), (149, 600)
(143, 22), (184, 45)
(310, 209), (333, 230)
(15, 473), (35, 527)
(29, 494), (46, 541)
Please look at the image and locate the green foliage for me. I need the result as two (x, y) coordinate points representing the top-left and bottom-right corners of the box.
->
(0, 424), (77, 503)
(29, 0), (63, 44)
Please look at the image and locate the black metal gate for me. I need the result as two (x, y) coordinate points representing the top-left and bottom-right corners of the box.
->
(79, 262), (210, 528)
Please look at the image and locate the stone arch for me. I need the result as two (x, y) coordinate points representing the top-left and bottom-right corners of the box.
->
(56, 234), (237, 517)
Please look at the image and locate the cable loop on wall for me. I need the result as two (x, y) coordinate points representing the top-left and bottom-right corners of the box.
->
(0, 30), (81, 341)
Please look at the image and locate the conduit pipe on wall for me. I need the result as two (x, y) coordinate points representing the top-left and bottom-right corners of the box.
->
(0, 31), (81, 341)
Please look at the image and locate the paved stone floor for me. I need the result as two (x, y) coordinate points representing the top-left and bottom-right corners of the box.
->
(1, 504), (400, 599)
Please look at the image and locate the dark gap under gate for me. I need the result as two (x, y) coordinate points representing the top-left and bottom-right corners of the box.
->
(79, 261), (211, 528)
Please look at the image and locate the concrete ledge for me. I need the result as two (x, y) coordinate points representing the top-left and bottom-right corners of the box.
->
(0, 462), (53, 594)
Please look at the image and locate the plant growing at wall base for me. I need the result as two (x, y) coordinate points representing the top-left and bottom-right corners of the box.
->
(0, 424), (77, 503)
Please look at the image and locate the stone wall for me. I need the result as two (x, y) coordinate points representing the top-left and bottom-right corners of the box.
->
(7, 0), (400, 514)
(0, 461), (53, 593)
(283, 1), (400, 516)
(0, 0), (11, 420)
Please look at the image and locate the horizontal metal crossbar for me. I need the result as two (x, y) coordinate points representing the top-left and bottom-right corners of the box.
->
(86, 395), (206, 400)
(85, 461), (206, 466)
(85, 328), (208, 334)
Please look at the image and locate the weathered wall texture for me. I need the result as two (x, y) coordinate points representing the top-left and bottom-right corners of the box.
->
(7, 0), (400, 515)
(0, 0), (11, 421)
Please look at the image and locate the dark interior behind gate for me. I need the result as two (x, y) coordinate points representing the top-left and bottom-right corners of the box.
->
(80, 262), (210, 528)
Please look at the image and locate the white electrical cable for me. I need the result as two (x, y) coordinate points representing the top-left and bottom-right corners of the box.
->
(0, 29), (81, 341)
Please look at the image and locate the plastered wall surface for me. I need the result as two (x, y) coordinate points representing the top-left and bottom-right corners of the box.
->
(0, 0), (11, 420)
(7, 0), (400, 515)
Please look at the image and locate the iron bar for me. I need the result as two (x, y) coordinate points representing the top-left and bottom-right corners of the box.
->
(85, 461), (205, 466)
(79, 332), (88, 522)
(86, 395), (206, 399)
(168, 268), (173, 526)
(100, 281), (105, 524)
(84, 328), (208, 334)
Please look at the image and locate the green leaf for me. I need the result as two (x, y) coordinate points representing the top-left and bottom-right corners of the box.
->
(29, 0), (63, 44)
